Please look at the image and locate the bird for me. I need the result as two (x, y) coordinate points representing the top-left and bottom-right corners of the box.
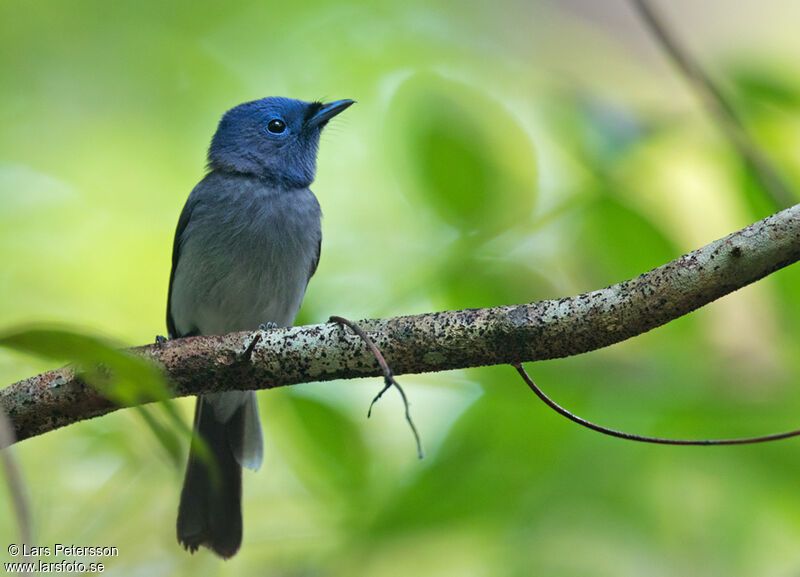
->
(167, 96), (354, 558)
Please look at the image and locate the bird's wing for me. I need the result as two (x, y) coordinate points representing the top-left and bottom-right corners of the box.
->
(307, 236), (322, 285)
(166, 190), (201, 339)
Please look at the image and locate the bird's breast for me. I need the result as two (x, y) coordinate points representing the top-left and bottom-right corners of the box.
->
(170, 180), (322, 336)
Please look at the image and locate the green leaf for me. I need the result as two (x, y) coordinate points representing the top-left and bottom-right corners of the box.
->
(574, 195), (678, 285)
(367, 369), (565, 535)
(387, 73), (537, 237)
(437, 251), (558, 310)
(0, 326), (186, 467)
(269, 391), (368, 503)
(729, 64), (800, 109)
(133, 405), (184, 466)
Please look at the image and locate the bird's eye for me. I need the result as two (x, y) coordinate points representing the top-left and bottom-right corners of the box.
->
(266, 119), (286, 134)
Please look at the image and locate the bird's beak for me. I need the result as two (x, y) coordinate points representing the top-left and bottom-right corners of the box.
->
(308, 99), (355, 128)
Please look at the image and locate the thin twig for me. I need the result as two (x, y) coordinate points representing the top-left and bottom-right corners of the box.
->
(514, 364), (800, 445)
(367, 382), (392, 418)
(330, 316), (423, 459)
(630, 0), (795, 209)
(0, 408), (32, 545)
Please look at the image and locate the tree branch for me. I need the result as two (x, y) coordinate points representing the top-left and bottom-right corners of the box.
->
(630, 0), (796, 209)
(2, 203), (799, 444)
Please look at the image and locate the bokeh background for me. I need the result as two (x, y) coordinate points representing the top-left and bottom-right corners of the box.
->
(2, 0), (800, 575)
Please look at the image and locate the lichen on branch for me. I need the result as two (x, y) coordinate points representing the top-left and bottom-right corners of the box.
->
(2, 203), (799, 444)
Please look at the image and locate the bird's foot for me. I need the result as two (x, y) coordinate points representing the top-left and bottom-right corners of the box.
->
(240, 322), (277, 361)
(155, 335), (169, 344)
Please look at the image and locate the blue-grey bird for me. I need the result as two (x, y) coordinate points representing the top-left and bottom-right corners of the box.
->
(168, 96), (354, 558)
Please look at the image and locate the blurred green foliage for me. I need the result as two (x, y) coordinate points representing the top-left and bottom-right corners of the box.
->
(0, 328), (186, 466)
(389, 73), (537, 237)
(1, 1), (800, 576)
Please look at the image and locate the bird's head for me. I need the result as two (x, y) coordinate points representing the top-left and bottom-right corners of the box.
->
(207, 96), (354, 188)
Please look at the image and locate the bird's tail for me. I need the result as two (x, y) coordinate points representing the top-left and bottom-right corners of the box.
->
(176, 394), (247, 559)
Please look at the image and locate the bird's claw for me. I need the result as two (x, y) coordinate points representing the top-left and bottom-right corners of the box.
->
(240, 323), (277, 361)
(155, 335), (168, 344)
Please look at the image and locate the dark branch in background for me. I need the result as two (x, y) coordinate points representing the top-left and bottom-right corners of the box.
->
(514, 365), (800, 445)
(0, 409), (32, 544)
(329, 316), (423, 459)
(631, 0), (796, 209)
(1, 203), (799, 445)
